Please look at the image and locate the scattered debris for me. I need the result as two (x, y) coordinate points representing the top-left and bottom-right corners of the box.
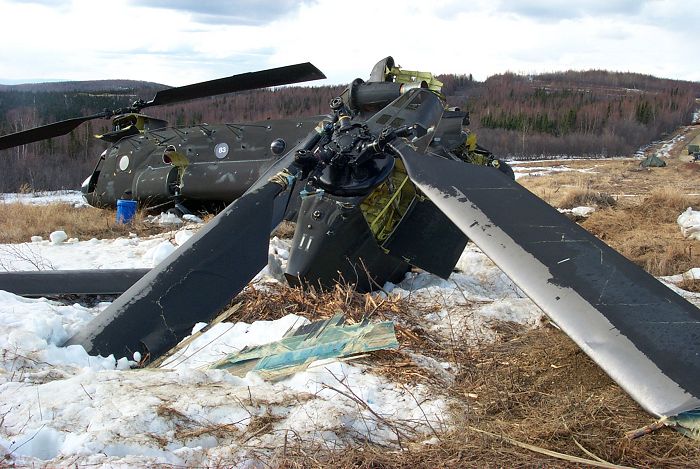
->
(146, 212), (184, 225)
(667, 409), (700, 440)
(627, 410), (700, 441)
(211, 314), (399, 379)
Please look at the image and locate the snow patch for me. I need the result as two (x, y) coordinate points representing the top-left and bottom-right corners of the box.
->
(0, 207), (585, 466)
(0, 190), (88, 207)
(678, 208), (700, 241)
(559, 206), (596, 217)
(49, 230), (68, 244)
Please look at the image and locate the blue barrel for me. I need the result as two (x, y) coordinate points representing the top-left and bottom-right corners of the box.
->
(116, 199), (137, 224)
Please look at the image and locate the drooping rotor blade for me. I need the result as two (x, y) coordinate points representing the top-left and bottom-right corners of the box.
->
(0, 112), (107, 150)
(143, 62), (326, 109)
(392, 140), (700, 418)
(0, 62), (325, 151)
(63, 178), (294, 360)
(0, 269), (149, 297)
(62, 123), (325, 361)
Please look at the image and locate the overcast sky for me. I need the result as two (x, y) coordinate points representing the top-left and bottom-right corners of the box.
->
(1, 0), (698, 86)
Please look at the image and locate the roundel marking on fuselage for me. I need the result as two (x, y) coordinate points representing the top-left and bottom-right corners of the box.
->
(215, 143), (229, 159)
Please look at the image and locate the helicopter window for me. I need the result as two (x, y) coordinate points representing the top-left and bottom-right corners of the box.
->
(410, 90), (427, 103)
(391, 92), (413, 109)
(376, 114), (392, 125)
(391, 117), (405, 128)
(118, 155), (130, 171)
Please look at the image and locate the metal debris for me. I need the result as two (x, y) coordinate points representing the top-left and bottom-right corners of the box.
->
(210, 314), (399, 379)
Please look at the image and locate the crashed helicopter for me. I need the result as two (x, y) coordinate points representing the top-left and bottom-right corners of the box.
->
(0, 62), (328, 212)
(0, 57), (699, 425)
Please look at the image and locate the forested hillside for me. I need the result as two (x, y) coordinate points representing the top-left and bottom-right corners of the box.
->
(447, 71), (700, 157)
(0, 70), (698, 192)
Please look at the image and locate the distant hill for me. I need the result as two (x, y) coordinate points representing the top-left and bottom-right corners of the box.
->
(0, 79), (167, 93)
(0, 70), (698, 192)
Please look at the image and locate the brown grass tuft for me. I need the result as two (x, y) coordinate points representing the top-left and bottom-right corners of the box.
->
(272, 220), (297, 239)
(644, 187), (694, 213)
(558, 186), (617, 209)
(0, 203), (173, 244)
(682, 162), (700, 173)
(678, 278), (700, 293)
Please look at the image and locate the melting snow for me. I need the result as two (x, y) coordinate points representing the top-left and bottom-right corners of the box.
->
(0, 204), (697, 465)
(508, 160), (602, 180)
(0, 227), (460, 465)
(0, 190), (88, 207)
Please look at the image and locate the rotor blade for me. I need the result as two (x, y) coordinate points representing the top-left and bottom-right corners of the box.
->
(393, 140), (700, 418)
(145, 63), (326, 108)
(0, 112), (106, 150)
(63, 177), (294, 361)
(0, 269), (149, 297)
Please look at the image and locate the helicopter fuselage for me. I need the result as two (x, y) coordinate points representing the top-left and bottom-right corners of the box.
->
(82, 116), (323, 210)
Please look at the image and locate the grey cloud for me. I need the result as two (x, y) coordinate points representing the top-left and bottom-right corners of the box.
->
(134, 0), (313, 25)
(498, 0), (646, 21)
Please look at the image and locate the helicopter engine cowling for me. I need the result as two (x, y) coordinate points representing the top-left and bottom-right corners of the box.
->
(346, 78), (428, 113)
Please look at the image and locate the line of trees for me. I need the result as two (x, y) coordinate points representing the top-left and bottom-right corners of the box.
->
(0, 70), (698, 192)
(444, 70), (699, 158)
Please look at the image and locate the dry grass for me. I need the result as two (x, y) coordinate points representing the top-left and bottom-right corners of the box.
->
(232, 281), (405, 324)
(581, 188), (699, 276)
(273, 220), (297, 239)
(155, 403), (241, 444)
(517, 136), (700, 277)
(0, 203), (174, 243)
(263, 324), (700, 468)
(558, 179), (617, 209)
(520, 160), (637, 208)
(520, 125), (700, 208)
(678, 279), (700, 293)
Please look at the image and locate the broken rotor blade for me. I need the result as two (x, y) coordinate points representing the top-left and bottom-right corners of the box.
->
(63, 177), (296, 361)
(0, 112), (107, 150)
(0, 268), (149, 297)
(392, 140), (700, 418)
(144, 62), (326, 108)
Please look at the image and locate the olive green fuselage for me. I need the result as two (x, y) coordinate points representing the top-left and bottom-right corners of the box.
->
(83, 116), (323, 208)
